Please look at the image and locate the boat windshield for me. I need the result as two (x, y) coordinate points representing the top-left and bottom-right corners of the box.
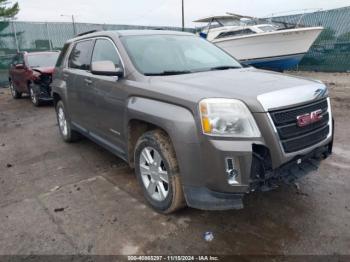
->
(258, 25), (277, 32)
(217, 18), (241, 27)
(121, 35), (242, 76)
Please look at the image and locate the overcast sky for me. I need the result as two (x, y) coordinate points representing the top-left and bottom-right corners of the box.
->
(15, 0), (350, 27)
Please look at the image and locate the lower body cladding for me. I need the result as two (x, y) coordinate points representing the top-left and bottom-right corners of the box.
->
(182, 137), (333, 211)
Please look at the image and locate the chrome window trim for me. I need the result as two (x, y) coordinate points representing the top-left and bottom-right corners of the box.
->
(267, 97), (332, 157)
(63, 36), (126, 77)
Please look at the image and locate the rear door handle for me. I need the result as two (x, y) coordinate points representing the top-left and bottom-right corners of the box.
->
(84, 78), (93, 85)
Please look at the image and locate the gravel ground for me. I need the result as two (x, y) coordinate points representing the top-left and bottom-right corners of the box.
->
(0, 72), (349, 256)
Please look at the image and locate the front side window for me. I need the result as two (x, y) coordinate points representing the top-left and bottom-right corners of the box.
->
(68, 40), (94, 70)
(121, 35), (241, 75)
(92, 39), (121, 67)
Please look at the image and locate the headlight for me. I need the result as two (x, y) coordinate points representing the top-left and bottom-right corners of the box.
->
(199, 98), (261, 137)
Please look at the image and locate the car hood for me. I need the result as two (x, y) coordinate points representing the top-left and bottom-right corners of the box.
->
(149, 67), (328, 112)
(32, 66), (55, 74)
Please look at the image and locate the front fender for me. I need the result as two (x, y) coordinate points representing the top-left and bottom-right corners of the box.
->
(126, 97), (202, 187)
(51, 79), (68, 106)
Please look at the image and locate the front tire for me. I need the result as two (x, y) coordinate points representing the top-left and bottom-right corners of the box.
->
(9, 81), (21, 99)
(135, 130), (186, 214)
(55, 100), (80, 142)
(30, 86), (41, 107)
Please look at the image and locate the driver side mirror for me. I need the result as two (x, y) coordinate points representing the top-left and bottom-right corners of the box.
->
(15, 64), (25, 70)
(91, 61), (123, 77)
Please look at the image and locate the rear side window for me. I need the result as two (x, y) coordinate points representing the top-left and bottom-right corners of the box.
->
(92, 39), (121, 67)
(68, 40), (94, 70)
(56, 43), (70, 67)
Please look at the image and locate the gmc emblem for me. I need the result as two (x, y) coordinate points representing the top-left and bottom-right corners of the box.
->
(297, 109), (323, 127)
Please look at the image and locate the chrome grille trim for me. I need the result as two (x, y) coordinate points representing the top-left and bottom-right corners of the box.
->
(267, 97), (332, 156)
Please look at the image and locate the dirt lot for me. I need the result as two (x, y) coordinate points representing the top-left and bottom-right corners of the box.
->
(0, 72), (349, 256)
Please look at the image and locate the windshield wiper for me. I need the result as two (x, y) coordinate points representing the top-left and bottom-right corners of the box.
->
(144, 70), (192, 76)
(209, 66), (241, 71)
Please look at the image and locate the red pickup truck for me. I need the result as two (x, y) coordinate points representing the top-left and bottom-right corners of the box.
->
(8, 51), (59, 106)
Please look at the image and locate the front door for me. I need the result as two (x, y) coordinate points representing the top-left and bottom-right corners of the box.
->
(88, 38), (127, 152)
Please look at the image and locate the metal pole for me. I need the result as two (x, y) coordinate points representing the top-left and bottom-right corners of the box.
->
(46, 22), (53, 51)
(11, 21), (19, 52)
(181, 0), (185, 31)
(72, 15), (77, 35)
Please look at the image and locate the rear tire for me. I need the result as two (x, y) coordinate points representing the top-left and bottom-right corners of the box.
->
(135, 129), (186, 214)
(9, 81), (21, 99)
(55, 100), (81, 143)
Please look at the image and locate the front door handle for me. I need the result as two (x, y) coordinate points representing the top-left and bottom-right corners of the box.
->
(84, 78), (93, 85)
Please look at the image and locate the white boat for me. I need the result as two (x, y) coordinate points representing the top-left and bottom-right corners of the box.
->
(194, 14), (323, 71)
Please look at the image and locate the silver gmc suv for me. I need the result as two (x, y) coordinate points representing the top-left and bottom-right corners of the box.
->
(52, 30), (334, 213)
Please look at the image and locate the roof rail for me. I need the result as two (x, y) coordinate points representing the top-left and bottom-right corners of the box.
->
(76, 30), (99, 37)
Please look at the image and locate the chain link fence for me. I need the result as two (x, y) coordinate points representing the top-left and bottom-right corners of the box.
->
(1, 6), (350, 86)
(267, 6), (350, 72)
(0, 21), (193, 86)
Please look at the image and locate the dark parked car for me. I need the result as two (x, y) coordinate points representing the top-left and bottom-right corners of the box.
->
(52, 30), (333, 213)
(8, 51), (59, 106)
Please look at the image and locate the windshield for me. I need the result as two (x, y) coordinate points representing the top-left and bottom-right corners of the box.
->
(27, 53), (59, 68)
(121, 35), (242, 75)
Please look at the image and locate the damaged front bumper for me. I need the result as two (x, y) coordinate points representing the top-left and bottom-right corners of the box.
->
(32, 72), (53, 101)
(31, 83), (53, 101)
(250, 142), (332, 192)
(183, 98), (334, 211)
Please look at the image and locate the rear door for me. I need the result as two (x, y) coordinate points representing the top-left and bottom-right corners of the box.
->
(11, 54), (27, 92)
(66, 39), (95, 129)
(9, 55), (18, 85)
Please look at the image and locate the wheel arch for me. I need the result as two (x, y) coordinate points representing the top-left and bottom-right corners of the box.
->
(127, 119), (173, 168)
(126, 97), (201, 187)
(52, 92), (62, 108)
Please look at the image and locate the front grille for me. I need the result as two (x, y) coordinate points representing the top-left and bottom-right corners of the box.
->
(269, 99), (330, 153)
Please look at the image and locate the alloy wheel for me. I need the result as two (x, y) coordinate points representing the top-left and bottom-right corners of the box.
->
(58, 107), (68, 136)
(139, 147), (169, 202)
(9, 82), (15, 97)
(30, 88), (37, 104)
